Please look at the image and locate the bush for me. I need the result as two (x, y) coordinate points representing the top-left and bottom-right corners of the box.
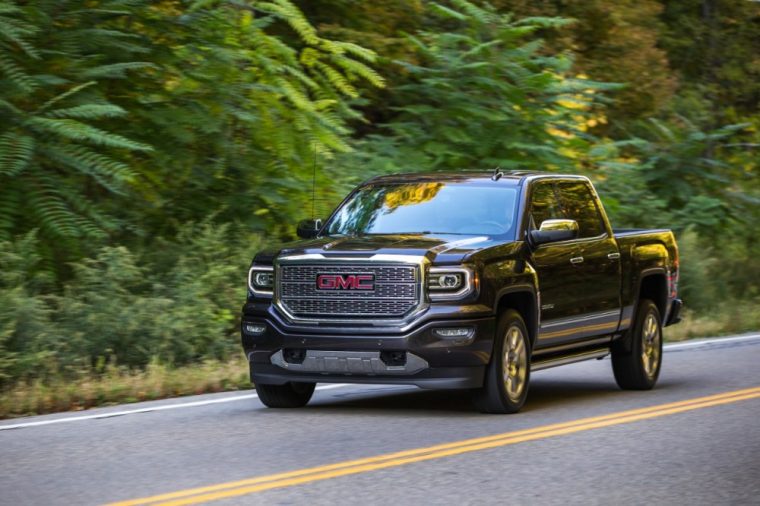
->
(0, 232), (56, 383)
(0, 222), (260, 386)
(676, 228), (720, 311)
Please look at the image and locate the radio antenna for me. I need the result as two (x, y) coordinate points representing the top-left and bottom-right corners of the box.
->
(311, 143), (317, 220)
(492, 166), (503, 181)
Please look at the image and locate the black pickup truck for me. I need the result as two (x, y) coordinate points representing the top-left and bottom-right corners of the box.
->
(241, 171), (682, 413)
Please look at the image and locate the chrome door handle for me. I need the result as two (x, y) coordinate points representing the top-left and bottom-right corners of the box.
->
(607, 252), (621, 260)
(570, 256), (584, 265)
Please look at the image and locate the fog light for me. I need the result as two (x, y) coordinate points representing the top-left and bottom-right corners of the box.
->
(244, 323), (266, 335)
(433, 327), (474, 345)
(434, 328), (471, 338)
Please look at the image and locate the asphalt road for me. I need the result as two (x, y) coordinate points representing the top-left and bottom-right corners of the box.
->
(2, 333), (760, 506)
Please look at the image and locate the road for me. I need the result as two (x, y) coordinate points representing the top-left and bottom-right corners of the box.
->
(2, 334), (760, 506)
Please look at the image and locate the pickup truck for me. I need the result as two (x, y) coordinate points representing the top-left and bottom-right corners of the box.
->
(241, 171), (682, 413)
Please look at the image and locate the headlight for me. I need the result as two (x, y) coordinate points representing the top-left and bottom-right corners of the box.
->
(429, 272), (464, 290)
(253, 271), (273, 287)
(248, 266), (274, 297)
(428, 266), (475, 301)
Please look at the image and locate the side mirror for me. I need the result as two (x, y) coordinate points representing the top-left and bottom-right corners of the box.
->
(296, 218), (323, 239)
(530, 219), (578, 246)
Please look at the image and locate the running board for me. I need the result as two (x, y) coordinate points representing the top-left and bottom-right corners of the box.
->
(531, 349), (609, 372)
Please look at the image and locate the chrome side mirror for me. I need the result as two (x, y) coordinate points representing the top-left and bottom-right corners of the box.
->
(296, 218), (323, 239)
(530, 219), (578, 245)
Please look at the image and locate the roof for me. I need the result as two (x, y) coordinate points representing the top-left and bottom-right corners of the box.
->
(364, 170), (576, 185)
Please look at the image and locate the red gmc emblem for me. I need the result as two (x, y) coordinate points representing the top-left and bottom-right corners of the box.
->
(316, 273), (375, 291)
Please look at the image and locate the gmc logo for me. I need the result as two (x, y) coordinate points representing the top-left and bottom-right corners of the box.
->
(316, 273), (375, 291)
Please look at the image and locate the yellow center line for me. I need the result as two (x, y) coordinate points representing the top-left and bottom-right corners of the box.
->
(108, 386), (760, 506)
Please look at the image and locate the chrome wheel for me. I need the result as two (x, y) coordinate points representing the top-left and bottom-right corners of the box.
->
(641, 311), (661, 379)
(502, 324), (528, 403)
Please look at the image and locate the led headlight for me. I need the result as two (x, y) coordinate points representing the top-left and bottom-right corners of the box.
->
(253, 271), (273, 288)
(429, 272), (463, 290)
(428, 267), (475, 301)
(248, 266), (274, 297)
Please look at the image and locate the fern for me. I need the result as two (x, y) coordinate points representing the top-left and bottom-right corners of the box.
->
(0, 53), (37, 92)
(0, 132), (33, 176)
(0, 2), (39, 58)
(80, 62), (158, 79)
(44, 104), (127, 120)
(0, 0), (154, 253)
(1, 0), (384, 271)
(27, 118), (152, 151)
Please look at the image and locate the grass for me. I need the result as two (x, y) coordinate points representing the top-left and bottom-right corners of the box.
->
(0, 356), (250, 420)
(2, 300), (759, 420)
(664, 298), (760, 341)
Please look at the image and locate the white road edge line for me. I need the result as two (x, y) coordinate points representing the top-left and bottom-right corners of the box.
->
(664, 333), (760, 350)
(0, 383), (350, 431)
(3, 333), (760, 431)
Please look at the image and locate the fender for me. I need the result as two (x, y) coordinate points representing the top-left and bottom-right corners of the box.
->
(616, 268), (668, 354)
(493, 284), (539, 348)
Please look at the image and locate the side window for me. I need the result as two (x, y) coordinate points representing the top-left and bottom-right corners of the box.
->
(557, 182), (605, 238)
(529, 182), (564, 230)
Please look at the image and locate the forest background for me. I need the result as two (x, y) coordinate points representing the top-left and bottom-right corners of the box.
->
(1, 0), (758, 416)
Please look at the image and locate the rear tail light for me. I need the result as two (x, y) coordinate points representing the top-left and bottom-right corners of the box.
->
(669, 248), (679, 298)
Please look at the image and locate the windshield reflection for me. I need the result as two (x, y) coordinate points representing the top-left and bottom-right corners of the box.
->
(325, 183), (519, 237)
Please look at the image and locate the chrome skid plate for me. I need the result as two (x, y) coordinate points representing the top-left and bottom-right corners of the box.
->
(270, 350), (428, 375)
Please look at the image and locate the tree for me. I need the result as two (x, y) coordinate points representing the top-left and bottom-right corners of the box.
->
(0, 0), (153, 267)
(489, 0), (677, 126)
(0, 0), (385, 273)
(341, 0), (618, 176)
(660, 0), (760, 123)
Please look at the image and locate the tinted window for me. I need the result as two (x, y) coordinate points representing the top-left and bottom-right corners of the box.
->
(557, 182), (605, 238)
(529, 182), (564, 229)
(325, 183), (519, 236)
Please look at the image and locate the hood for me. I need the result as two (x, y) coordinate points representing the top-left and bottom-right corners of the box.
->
(254, 234), (506, 265)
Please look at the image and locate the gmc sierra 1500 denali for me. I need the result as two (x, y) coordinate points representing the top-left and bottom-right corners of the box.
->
(241, 171), (682, 413)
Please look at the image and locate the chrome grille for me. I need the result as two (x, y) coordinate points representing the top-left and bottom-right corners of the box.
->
(277, 263), (420, 318)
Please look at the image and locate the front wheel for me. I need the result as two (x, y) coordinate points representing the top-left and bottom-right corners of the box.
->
(611, 299), (663, 390)
(472, 309), (531, 414)
(256, 382), (316, 408)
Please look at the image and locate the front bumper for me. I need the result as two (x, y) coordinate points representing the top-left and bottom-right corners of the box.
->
(241, 314), (495, 390)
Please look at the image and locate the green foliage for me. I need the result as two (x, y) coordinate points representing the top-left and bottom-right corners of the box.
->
(660, 0), (760, 118)
(0, 232), (55, 383)
(0, 1), (151, 252)
(338, 1), (619, 175)
(117, 0), (385, 239)
(597, 119), (754, 233)
(492, 0), (677, 124)
(0, 0), (385, 262)
(0, 223), (258, 385)
(675, 228), (719, 310)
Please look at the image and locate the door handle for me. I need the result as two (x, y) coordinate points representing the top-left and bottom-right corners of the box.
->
(570, 256), (584, 265)
(607, 252), (621, 260)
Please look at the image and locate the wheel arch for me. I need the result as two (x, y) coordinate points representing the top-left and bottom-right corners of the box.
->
(637, 269), (667, 323)
(494, 286), (538, 349)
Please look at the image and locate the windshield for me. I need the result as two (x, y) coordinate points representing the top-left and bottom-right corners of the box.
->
(324, 182), (519, 237)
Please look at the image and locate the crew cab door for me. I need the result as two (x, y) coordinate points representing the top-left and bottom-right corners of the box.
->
(529, 179), (622, 348)
(553, 181), (622, 339)
(527, 181), (586, 345)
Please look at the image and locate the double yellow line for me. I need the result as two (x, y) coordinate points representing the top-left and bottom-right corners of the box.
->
(110, 386), (760, 506)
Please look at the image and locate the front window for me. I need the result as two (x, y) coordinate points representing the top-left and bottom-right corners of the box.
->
(324, 182), (519, 237)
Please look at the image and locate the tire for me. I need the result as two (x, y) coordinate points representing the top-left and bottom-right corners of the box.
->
(255, 382), (316, 408)
(472, 309), (531, 414)
(612, 299), (663, 390)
